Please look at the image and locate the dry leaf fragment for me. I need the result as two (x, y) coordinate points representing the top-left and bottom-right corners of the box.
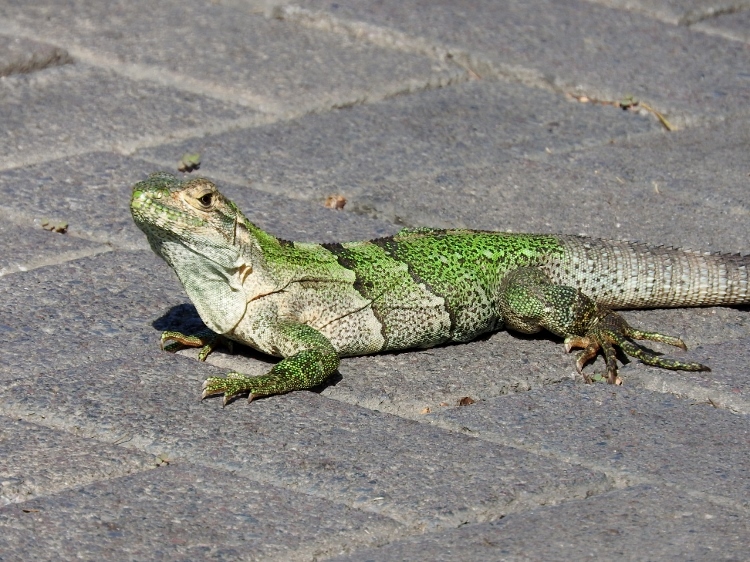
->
(40, 218), (68, 233)
(420, 407), (431, 414)
(178, 152), (201, 173)
(154, 453), (171, 466)
(324, 195), (347, 210)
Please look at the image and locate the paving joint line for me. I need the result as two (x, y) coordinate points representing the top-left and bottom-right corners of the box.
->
(679, 3), (750, 26)
(0, 246), (114, 278)
(631, 376), (749, 415)
(689, 19), (750, 43)
(578, 0), (750, 27)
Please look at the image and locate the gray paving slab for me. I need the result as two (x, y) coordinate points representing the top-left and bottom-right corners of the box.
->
(136, 78), (657, 201)
(329, 484), (750, 561)
(294, 0), (750, 123)
(0, 462), (402, 561)
(0, 250), (186, 376)
(622, 335), (750, 414)
(0, 222), (110, 277)
(0, 35), (72, 77)
(0, 350), (611, 530)
(0, 63), (257, 170)
(0, 153), (160, 248)
(547, 115), (750, 231)
(0, 416), (156, 505)
(587, 0), (750, 25)
(432, 381), (750, 508)
(0, 0), (464, 116)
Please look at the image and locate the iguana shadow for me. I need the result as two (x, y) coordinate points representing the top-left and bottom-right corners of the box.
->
(152, 303), (341, 393)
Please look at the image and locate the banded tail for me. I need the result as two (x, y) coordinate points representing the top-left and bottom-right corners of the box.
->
(545, 236), (750, 309)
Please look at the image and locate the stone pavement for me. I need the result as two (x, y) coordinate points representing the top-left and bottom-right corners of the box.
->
(0, 0), (748, 559)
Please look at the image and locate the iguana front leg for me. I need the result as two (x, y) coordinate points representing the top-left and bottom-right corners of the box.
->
(497, 267), (710, 384)
(201, 320), (340, 405)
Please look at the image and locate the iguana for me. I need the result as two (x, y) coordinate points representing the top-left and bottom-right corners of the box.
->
(130, 172), (750, 405)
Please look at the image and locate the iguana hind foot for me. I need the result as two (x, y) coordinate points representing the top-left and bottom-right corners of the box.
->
(498, 267), (710, 384)
(565, 310), (710, 384)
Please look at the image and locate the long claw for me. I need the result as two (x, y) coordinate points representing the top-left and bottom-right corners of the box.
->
(623, 326), (688, 351)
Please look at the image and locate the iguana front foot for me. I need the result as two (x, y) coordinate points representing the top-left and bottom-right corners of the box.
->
(202, 373), (256, 406)
(564, 309), (711, 384)
(161, 329), (233, 361)
(200, 325), (341, 406)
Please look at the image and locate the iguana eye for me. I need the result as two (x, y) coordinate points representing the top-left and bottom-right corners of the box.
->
(198, 193), (214, 207)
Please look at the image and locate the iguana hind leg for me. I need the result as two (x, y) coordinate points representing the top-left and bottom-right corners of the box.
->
(497, 267), (710, 384)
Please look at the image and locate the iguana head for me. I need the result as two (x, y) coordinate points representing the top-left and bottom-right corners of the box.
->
(130, 172), (244, 270)
(130, 172), (251, 333)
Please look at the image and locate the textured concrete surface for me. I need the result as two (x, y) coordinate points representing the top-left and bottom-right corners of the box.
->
(291, 0), (750, 124)
(0, 0), (748, 560)
(0, 462), (402, 561)
(134, 77), (659, 199)
(328, 485), (750, 561)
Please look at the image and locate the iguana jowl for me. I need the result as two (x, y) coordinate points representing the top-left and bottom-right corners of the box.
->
(130, 172), (750, 405)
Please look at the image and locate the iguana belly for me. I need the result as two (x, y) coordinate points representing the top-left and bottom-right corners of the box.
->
(230, 280), (454, 357)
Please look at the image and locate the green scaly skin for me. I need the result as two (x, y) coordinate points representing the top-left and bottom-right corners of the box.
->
(130, 173), (750, 405)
